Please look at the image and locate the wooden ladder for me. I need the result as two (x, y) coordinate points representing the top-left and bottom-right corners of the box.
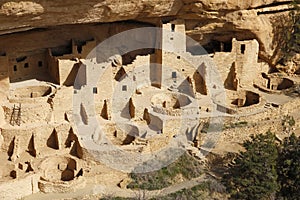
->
(10, 104), (21, 126)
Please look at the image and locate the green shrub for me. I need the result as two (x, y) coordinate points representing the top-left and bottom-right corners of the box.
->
(128, 153), (203, 190)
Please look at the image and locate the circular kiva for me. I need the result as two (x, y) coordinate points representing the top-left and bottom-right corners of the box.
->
(73, 26), (226, 173)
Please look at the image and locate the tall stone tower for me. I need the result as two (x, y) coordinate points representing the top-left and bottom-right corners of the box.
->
(150, 19), (186, 89)
(162, 19), (186, 54)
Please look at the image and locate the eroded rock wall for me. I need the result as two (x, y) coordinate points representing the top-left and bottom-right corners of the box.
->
(0, 0), (294, 64)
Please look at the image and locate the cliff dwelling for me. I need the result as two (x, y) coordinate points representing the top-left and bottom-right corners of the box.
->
(0, 8), (299, 199)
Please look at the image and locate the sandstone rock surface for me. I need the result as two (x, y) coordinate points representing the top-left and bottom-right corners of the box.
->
(0, 0), (293, 63)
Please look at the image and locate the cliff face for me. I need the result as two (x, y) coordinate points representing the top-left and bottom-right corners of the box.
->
(0, 0), (293, 64)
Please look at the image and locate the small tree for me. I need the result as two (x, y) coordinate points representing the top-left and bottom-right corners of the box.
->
(277, 133), (300, 199)
(223, 132), (279, 200)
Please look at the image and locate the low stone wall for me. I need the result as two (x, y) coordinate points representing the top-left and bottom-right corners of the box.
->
(1, 123), (71, 159)
(38, 176), (86, 193)
(152, 106), (181, 116)
(0, 173), (40, 200)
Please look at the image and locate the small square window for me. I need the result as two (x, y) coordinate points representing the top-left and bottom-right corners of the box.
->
(38, 61), (43, 67)
(77, 46), (82, 54)
(171, 24), (175, 32)
(122, 85), (127, 91)
(13, 65), (17, 72)
(93, 87), (98, 94)
(24, 63), (29, 68)
(172, 71), (177, 79)
(241, 44), (246, 54)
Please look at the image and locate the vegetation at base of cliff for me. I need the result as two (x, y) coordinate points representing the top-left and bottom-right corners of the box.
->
(282, 114), (295, 127)
(277, 133), (300, 199)
(127, 153), (203, 190)
(223, 121), (248, 129)
(201, 121), (248, 133)
(102, 131), (300, 200)
(151, 182), (210, 200)
(100, 197), (128, 200)
(223, 131), (279, 200)
(222, 131), (300, 200)
(150, 181), (224, 200)
(101, 181), (226, 200)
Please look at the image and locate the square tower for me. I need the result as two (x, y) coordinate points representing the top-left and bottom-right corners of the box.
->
(162, 19), (186, 53)
(232, 38), (259, 89)
(151, 19), (187, 89)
